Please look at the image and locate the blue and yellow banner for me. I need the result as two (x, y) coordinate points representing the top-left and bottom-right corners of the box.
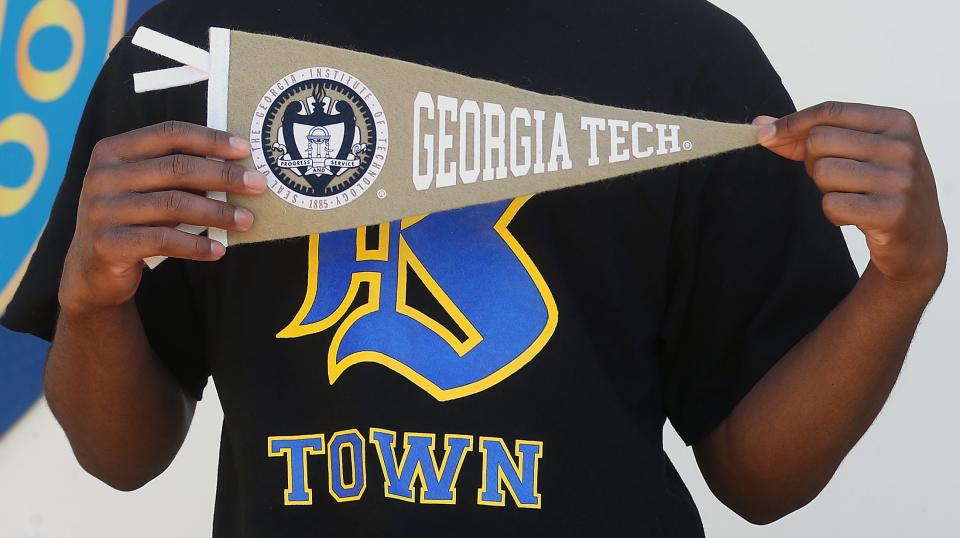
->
(0, 0), (160, 436)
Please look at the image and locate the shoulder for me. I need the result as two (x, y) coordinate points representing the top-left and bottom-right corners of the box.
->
(562, 0), (781, 115)
(589, 0), (767, 55)
(123, 0), (229, 48)
(675, 0), (766, 49)
(650, 0), (788, 119)
(643, 0), (776, 78)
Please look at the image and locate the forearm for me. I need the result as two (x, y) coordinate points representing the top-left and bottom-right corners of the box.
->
(697, 263), (933, 523)
(46, 300), (195, 490)
(35, 121), (258, 489)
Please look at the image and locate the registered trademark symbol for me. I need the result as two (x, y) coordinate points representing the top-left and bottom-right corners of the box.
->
(377, 189), (387, 199)
(682, 140), (693, 151)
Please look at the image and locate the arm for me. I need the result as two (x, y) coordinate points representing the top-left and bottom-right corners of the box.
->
(48, 302), (196, 491)
(47, 121), (266, 490)
(694, 102), (947, 524)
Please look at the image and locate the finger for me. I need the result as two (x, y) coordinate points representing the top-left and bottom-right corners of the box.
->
(820, 192), (893, 229)
(93, 121), (250, 163)
(96, 226), (226, 262)
(809, 157), (892, 194)
(758, 102), (908, 147)
(100, 191), (254, 231)
(90, 155), (267, 195)
(804, 126), (889, 162)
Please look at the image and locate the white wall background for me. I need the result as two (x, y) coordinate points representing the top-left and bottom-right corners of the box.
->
(1, 1), (957, 536)
(664, 1), (960, 536)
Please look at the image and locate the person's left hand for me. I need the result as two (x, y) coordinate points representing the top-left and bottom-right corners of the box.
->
(754, 102), (947, 298)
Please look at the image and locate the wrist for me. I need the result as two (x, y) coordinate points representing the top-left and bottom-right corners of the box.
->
(860, 262), (941, 307)
(58, 254), (141, 319)
(57, 279), (103, 319)
(57, 271), (136, 320)
(57, 295), (134, 324)
(55, 300), (141, 345)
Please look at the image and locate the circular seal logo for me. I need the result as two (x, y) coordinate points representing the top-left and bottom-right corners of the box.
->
(251, 67), (388, 210)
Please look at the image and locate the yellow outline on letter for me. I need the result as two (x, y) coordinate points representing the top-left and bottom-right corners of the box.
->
(278, 197), (558, 401)
(396, 235), (483, 357)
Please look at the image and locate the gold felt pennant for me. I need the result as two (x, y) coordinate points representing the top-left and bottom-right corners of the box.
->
(133, 27), (759, 255)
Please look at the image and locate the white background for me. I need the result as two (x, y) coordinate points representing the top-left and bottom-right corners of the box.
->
(1, 1), (957, 536)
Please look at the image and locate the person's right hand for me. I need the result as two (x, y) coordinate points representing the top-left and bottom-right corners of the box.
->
(58, 121), (266, 315)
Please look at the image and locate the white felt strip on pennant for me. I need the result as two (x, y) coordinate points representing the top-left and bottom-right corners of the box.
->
(144, 28), (232, 269)
(204, 27), (232, 248)
(135, 27), (232, 268)
(132, 27), (210, 73)
(133, 65), (208, 93)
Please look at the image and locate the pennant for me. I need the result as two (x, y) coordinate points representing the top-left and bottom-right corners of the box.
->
(132, 28), (759, 266)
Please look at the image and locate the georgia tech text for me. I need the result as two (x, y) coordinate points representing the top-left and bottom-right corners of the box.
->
(412, 91), (686, 189)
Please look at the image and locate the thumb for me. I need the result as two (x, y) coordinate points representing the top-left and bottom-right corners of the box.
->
(752, 115), (806, 161)
(752, 115), (778, 142)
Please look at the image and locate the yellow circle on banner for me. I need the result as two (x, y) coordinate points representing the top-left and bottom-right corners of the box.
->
(16, 0), (85, 103)
(0, 114), (49, 216)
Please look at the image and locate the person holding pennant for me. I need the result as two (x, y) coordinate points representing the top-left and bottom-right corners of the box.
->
(1, 1), (946, 536)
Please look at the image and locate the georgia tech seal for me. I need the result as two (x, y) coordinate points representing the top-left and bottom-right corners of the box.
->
(251, 67), (388, 210)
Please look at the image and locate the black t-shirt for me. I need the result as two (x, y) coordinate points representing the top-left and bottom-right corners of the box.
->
(2, 0), (858, 536)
